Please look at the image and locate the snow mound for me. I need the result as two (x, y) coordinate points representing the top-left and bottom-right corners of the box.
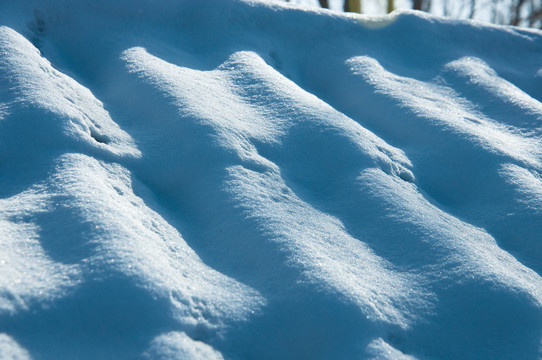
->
(1, 0), (542, 359)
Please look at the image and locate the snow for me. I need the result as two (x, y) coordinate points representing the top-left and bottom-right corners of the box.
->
(0, 0), (541, 359)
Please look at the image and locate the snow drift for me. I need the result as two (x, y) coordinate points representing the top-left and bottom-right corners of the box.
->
(0, 0), (542, 359)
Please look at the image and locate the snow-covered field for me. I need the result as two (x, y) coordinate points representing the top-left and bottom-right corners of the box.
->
(0, 0), (541, 359)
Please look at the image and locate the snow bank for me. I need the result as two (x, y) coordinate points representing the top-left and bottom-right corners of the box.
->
(0, 0), (541, 359)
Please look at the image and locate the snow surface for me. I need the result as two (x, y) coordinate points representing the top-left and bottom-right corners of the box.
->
(0, 0), (541, 359)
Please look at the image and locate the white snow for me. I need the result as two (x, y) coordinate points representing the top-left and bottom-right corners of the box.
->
(0, 0), (541, 359)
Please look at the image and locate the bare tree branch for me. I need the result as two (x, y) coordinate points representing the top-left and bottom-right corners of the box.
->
(469, 0), (476, 19)
(319, 0), (329, 8)
(344, 0), (362, 13)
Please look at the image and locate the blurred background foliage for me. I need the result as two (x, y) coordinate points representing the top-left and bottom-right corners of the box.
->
(283, 0), (542, 28)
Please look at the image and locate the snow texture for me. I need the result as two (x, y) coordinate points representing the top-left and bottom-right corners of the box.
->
(0, 0), (541, 359)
